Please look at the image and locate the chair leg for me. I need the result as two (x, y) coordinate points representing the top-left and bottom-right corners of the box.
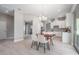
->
(37, 42), (40, 50)
(36, 42), (38, 50)
(31, 41), (34, 48)
(51, 40), (53, 45)
(50, 39), (53, 45)
(47, 42), (50, 50)
(44, 43), (46, 53)
(51, 36), (55, 45)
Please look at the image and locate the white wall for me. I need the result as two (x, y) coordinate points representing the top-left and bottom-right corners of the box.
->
(0, 14), (7, 39)
(65, 13), (74, 45)
(14, 11), (41, 41)
(32, 16), (41, 35)
(24, 15), (34, 22)
(24, 15), (41, 35)
(0, 13), (13, 39)
(66, 13), (73, 27)
(14, 9), (24, 42)
(7, 15), (14, 39)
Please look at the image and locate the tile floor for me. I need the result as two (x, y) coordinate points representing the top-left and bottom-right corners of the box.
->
(0, 37), (78, 55)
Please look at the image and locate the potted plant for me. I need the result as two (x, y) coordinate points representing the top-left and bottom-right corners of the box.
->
(65, 27), (71, 32)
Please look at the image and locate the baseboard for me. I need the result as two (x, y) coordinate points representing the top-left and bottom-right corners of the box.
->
(14, 38), (24, 43)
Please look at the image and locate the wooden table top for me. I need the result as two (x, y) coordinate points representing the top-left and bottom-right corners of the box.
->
(42, 32), (55, 40)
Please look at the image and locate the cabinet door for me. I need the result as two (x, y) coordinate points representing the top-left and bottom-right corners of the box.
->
(0, 21), (6, 39)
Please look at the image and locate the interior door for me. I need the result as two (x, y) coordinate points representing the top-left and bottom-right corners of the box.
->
(0, 21), (7, 39)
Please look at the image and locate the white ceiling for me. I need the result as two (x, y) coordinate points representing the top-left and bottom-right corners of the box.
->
(0, 4), (73, 18)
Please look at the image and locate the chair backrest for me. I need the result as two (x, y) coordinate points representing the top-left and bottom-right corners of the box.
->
(32, 34), (38, 41)
(38, 34), (46, 43)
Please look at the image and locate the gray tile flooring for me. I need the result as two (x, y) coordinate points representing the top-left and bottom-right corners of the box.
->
(0, 37), (78, 55)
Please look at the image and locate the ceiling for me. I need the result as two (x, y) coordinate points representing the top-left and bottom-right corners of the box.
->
(0, 4), (73, 18)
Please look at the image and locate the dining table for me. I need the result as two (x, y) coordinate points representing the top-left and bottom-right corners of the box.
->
(42, 32), (55, 45)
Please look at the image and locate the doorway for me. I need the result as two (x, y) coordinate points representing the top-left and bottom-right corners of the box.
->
(24, 21), (32, 39)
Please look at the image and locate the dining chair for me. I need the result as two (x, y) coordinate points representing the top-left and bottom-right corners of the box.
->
(37, 34), (50, 53)
(50, 34), (55, 45)
(31, 34), (38, 49)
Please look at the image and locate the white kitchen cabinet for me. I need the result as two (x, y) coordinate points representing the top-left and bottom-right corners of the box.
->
(62, 32), (71, 44)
